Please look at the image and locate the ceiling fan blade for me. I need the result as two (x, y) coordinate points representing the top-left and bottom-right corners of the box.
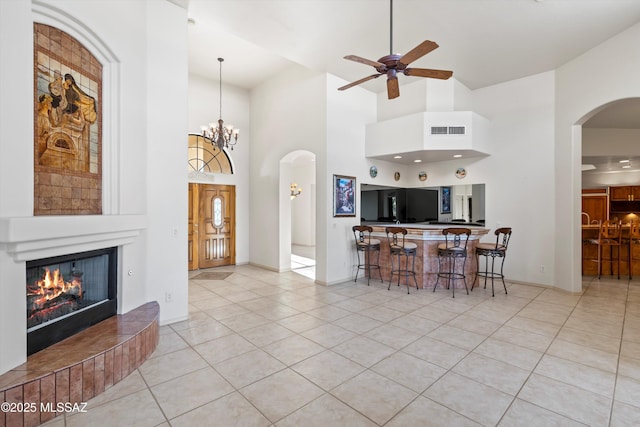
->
(337, 74), (382, 91)
(404, 68), (453, 80)
(387, 76), (399, 99)
(344, 55), (385, 68)
(398, 40), (439, 66)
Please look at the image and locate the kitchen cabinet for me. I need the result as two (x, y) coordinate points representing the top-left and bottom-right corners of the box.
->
(609, 186), (640, 217)
(581, 192), (608, 224)
(610, 186), (640, 201)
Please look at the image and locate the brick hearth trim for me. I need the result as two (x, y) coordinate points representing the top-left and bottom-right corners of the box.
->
(0, 301), (159, 427)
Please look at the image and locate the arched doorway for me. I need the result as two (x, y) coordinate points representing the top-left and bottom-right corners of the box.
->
(280, 150), (316, 279)
(580, 98), (640, 279)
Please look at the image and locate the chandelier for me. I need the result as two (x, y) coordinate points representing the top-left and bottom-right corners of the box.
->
(201, 57), (239, 151)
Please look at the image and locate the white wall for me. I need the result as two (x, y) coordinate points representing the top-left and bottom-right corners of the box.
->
(471, 72), (556, 286)
(0, 0), (33, 374)
(249, 65), (327, 276)
(555, 22), (640, 293)
(145, 0), (189, 323)
(246, 66), (377, 284)
(325, 74), (377, 284)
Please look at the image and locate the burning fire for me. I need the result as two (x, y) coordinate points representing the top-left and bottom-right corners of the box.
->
(30, 268), (83, 305)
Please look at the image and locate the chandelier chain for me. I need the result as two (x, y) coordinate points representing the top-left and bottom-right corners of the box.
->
(218, 57), (223, 120)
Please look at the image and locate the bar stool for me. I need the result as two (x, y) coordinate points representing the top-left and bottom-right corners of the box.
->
(385, 227), (418, 293)
(626, 221), (640, 279)
(434, 228), (471, 298)
(472, 227), (512, 297)
(586, 220), (622, 279)
(352, 225), (382, 286)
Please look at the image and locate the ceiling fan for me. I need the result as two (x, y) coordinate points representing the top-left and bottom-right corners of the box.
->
(338, 0), (453, 99)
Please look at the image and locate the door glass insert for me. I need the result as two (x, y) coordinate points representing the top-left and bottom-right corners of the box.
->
(213, 196), (223, 228)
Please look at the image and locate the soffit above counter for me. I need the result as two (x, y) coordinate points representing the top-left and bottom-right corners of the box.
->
(365, 111), (491, 165)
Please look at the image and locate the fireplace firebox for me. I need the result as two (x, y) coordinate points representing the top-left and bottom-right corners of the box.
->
(26, 247), (117, 355)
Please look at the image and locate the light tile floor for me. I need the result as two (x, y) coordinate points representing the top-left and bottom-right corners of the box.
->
(291, 244), (316, 280)
(45, 268), (640, 426)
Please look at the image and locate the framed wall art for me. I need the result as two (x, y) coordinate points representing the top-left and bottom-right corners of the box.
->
(441, 186), (451, 214)
(333, 174), (356, 217)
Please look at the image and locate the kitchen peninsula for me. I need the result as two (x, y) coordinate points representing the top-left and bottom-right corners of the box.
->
(365, 223), (489, 289)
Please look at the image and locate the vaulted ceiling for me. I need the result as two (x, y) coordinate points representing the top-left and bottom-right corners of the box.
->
(181, 0), (640, 171)
(186, 0), (640, 94)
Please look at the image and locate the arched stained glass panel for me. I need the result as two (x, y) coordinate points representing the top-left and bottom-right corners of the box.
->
(187, 134), (233, 174)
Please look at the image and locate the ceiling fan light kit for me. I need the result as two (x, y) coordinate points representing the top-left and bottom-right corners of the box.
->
(338, 0), (453, 99)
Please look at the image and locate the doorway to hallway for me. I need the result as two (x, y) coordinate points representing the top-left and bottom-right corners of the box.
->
(291, 244), (315, 279)
(282, 150), (316, 280)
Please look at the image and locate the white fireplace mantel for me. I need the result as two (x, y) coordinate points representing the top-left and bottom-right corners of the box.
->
(0, 215), (146, 262)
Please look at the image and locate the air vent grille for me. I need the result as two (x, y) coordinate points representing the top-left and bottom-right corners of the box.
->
(430, 126), (448, 135)
(430, 126), (466, 135)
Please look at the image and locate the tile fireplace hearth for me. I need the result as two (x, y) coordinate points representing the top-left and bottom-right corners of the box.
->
(0, 301), (158, 427)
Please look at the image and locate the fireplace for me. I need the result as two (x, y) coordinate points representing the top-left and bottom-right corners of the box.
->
(26, 247), (117, 355)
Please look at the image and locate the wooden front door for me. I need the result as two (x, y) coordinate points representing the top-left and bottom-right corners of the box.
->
(188, 183), (199, 270)
(188, 183), (236, 270)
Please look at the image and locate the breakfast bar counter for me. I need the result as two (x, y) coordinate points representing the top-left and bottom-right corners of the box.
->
(365, 223), (489, 290)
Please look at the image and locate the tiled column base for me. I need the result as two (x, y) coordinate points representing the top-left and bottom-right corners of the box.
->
(0, 301), (159, 427)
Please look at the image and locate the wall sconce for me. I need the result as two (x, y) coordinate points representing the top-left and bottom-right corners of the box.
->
(290, 183), (302, 200)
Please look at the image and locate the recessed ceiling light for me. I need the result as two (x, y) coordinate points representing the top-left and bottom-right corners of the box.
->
(414, 159), (422, 163)
(453, 154), (462, 158)
(623, 165), (632, 169)
(620, 159), (630, 163)
(393, 155), (402, 159)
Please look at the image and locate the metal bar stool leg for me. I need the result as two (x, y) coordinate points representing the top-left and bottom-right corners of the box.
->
(388, 252), (395, 290)
(462, 256), (469, 295)
(471, 253), (479, 291)
(500, 256), (508, 294)
(411, 251), (418, 291)
(483, 255), (489, 290)
(354, 248), (361, 283)
(451, 256), (455, 298)
(490, 255), (496, 297)
(405, 253), (410, 294)
(434, 255), (442, 293)
(365, 248), (371, 286)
